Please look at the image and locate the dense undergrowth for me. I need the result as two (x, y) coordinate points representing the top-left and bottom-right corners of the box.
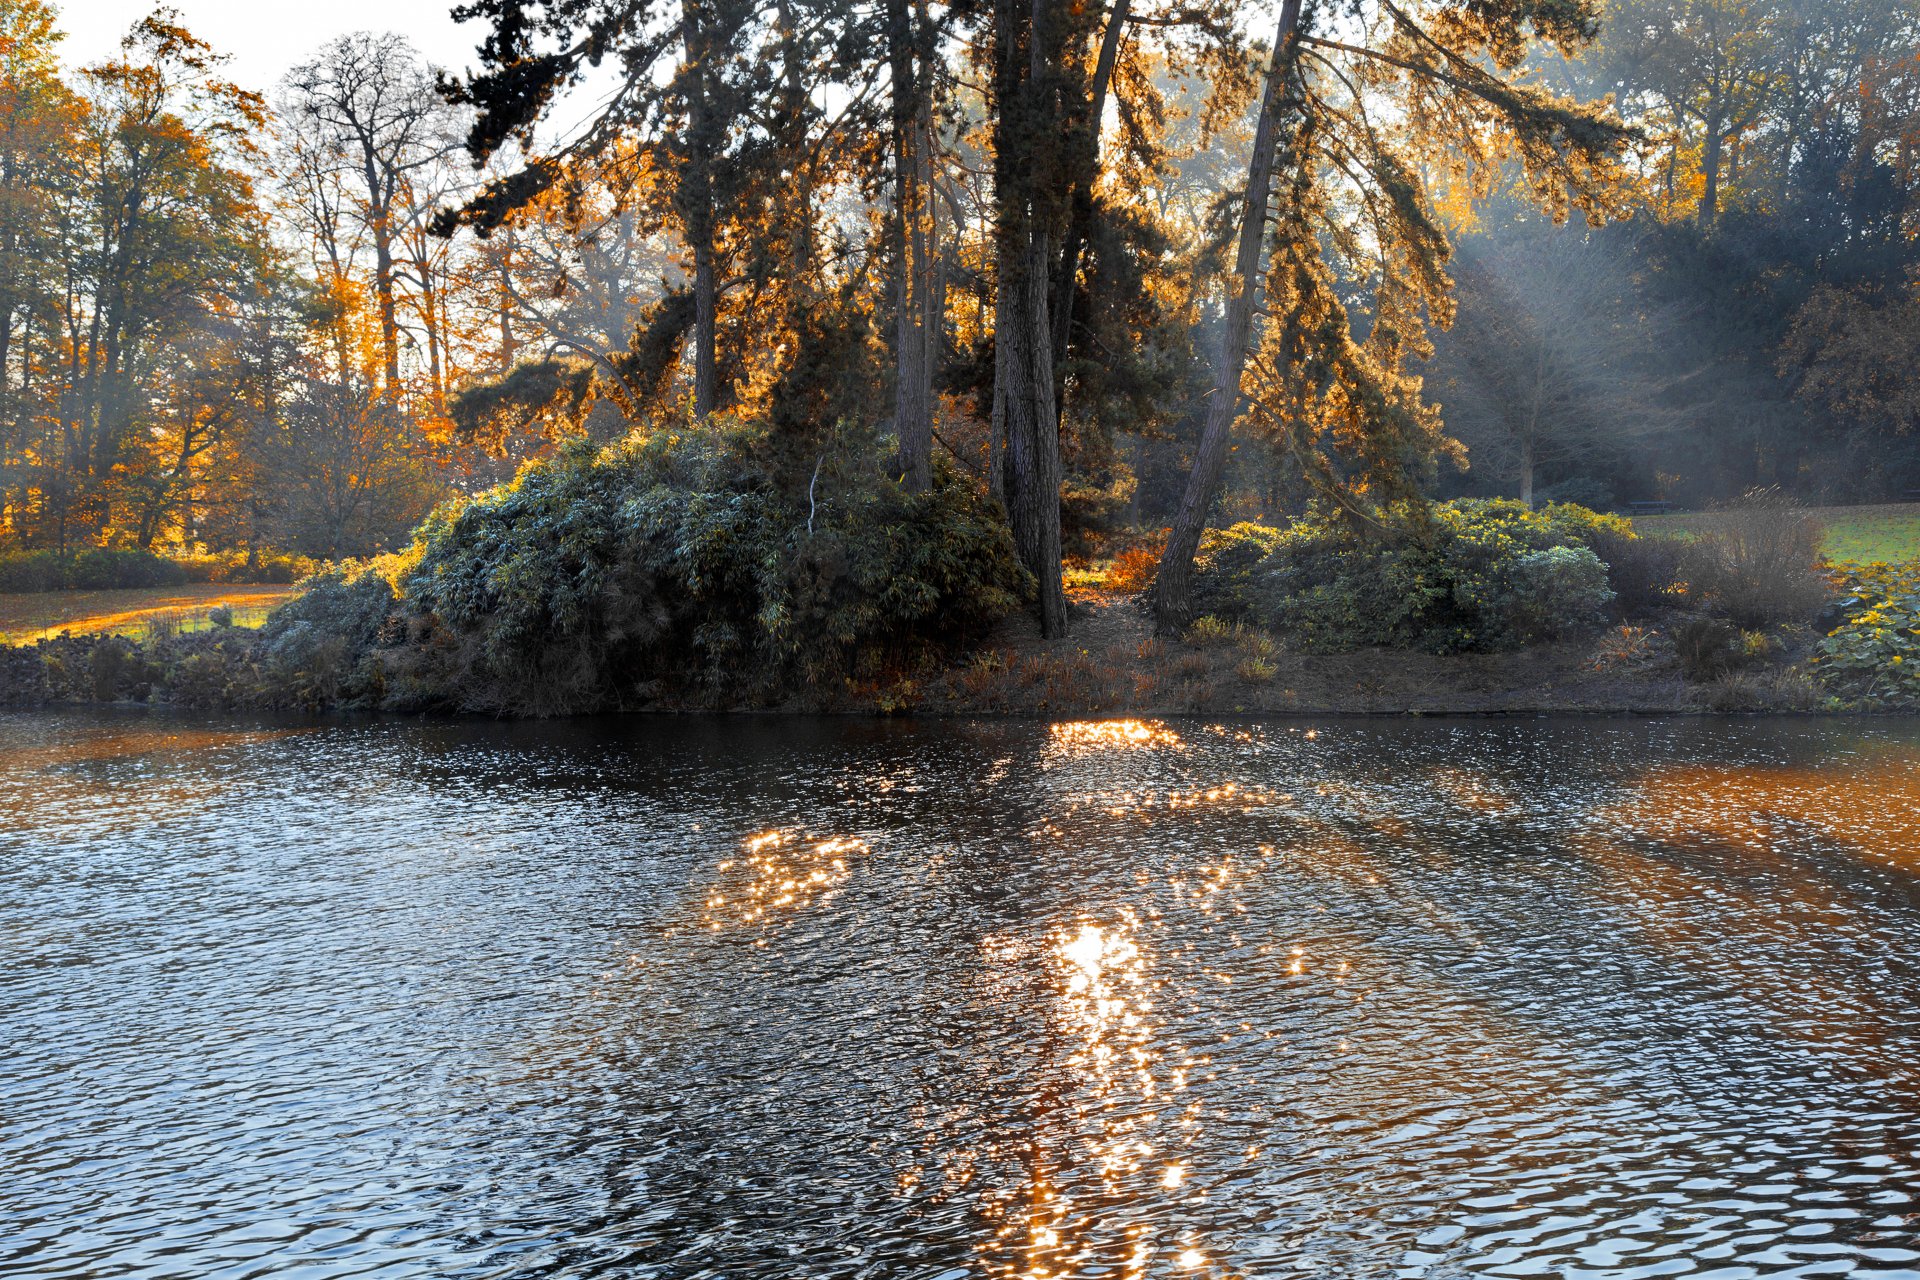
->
(1187, 500), (1632, 653)
(5, 462), (1915, 714)
(1140, 490), (1920, 711)
(115, 420), (1032, 714)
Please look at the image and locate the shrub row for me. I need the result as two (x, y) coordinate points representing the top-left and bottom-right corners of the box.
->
(0, 547), (318, 593)
(1188, 493), (1838, 656)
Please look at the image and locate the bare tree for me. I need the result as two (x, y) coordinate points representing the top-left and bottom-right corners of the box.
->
(282, 33), (458, 397)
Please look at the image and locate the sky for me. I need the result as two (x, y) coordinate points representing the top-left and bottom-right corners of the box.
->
(60, 0), (478, 92)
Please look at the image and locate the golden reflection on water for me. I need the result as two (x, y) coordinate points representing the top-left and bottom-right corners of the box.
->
(1048, 719), (1185, 755)
(971, 912), (1240, 1280)
(1426, 767), (1516, 816)
(0, 725), (314, 772)
(699, 829), (868, 939)
(1606, 752), (1920, 872)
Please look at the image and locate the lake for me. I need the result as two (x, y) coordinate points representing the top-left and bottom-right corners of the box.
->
(3, 711), (1917, 1279)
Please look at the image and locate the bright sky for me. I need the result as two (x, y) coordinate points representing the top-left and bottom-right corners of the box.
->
(59, 0), (478, 92)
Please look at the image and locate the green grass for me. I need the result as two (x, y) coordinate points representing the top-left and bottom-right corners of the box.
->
(0, 583), (298, 646)
(1635, 503), (1920, 563)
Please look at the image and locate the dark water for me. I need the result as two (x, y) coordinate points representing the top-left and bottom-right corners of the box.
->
(3, 711), (1919, 1280)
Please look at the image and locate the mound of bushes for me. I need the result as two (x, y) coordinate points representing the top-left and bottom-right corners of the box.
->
(1190, 499), (1624, 653)
(384, 421), (1030, 713)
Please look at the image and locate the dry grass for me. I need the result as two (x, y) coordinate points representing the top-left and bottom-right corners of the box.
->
(0, 584), (297, 645)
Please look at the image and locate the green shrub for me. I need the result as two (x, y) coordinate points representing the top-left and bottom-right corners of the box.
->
(1195, 499), (1616, 653)
(0, 546), (319, 593)
(1188, 523), (1287, 622)
(69, 549), (189, 590)
(1502, 545), (1617, 642)
(0, 550), (67, 592)
(399, 419), (1030, 713)
(254, 567), (399, 709)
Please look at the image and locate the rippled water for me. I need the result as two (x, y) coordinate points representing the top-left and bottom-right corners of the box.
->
(3, 710), (1919, 1279)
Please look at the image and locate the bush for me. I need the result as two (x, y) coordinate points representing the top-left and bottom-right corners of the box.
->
(1592, 532), (1686, 616)
(254, 567), (400, 709)
(1106, 543), (1163, 593)
(398, 419), (1030, 713)
(1503, 545), (1616, 641)
(69, 549), (189, 590)
(1188, 523), (1287, 622)
(1194, 499), (1616, 653)
(1674, 618), (1741, 681)
(1677, 489), (1826, 627)
(0, 550), (67, 592)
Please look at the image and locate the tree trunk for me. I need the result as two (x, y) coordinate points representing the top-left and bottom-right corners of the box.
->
(1151, 0), (1303, 634)
(1049, 0), (1130, 403)
(991, 0), (1071, 637)
(1003, 228), (1067, 636)
(890, 0), (935, 491)
(1698, 112), (1724, 230)
(420, 266), (446, 413)
(497, 225), (518, 369)
(682, 0), (720, 421)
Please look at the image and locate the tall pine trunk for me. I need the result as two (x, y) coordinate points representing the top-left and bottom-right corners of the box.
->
(1049, 0), (1130, 401)
(890, 0), (936, 491)
(1151, 0), (1303, 634)
(682, 0), (720, 421)
(1698, 113), (1724, 230)
(992, 0), (1069, 637)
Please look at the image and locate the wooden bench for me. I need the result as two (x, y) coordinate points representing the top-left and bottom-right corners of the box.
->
(1625, 500), (1673, 516)
(1900, 489), (1920, 503)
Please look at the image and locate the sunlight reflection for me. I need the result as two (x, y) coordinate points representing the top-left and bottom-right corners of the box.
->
(1605, 753), (1920, 872)
(699, 829), (868, 939)
(1048, 719), (1185, 755)
(970, 911), (1228, 1279)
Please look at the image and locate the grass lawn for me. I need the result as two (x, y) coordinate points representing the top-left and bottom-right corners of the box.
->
(0, 583), (298, 646)
(1635, 502), (1920, 562)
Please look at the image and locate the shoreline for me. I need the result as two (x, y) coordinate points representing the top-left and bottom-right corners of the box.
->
(0, 590), (1878, 719)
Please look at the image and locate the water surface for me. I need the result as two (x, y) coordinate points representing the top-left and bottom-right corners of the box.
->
(3, 711), (1918, 1278)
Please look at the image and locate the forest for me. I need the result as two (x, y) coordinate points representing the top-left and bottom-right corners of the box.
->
(1, 0), (1918, 713)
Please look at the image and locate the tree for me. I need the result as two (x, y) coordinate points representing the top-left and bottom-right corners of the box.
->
(1149, 0), (1637, 632)
(45, 11), (270, 550)
(1593, 0), (1786, 229)
(1430, 215), (1693, 506)
(283, 33), (460, 398)
(0, 0), (78, 541)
